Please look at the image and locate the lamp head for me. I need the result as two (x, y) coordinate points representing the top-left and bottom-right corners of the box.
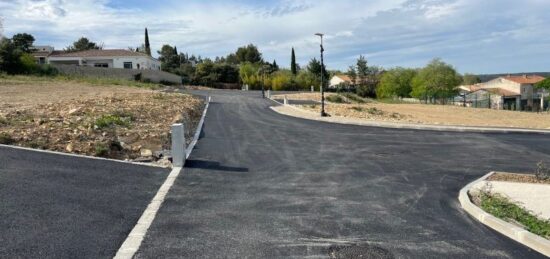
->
(315, 33), (324, 37)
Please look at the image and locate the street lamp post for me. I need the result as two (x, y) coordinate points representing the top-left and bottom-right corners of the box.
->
(315, 33), (327, 117)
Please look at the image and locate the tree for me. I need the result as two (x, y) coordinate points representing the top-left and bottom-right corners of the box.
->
(0, 38), (23, 74)
(347, 66), (357, 86)
(535, 78), (550, 91)
(291, 47), (297, 75)
(377, 67), (417, 98)
(232, 44), (263, 64)
(65, 37), (102, 52)
(462, 73), (481, 85)
(239, 62), (262, 89)
(307, 58), (329, 87)
(272, 60), (279, 71)
(356, 55), (368, 85)
(411, 58), (462, 103)
(157, 44), (180, 72)
(12, 33), (35, 52)
(144, 28), (151, 56)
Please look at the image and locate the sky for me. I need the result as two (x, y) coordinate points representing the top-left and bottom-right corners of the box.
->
(0, 0), (549, 74)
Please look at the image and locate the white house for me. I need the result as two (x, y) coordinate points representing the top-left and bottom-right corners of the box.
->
(329, 74), (353, 88)
(46, 49), (161, 70)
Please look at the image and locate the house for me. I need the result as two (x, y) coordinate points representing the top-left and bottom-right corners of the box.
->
(47, 49), (161, 70)
(458, 75), (547, 111)
(31, 46), (161, 70)
(329, 74), (354, 89)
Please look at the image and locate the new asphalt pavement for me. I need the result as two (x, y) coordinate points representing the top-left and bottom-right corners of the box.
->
(136, 90), (550, 258)
(0, 147), (169, 258)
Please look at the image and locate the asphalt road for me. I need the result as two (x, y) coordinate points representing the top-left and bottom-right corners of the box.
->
(135, 90), (550, 258)
(0, 147), (169, 258)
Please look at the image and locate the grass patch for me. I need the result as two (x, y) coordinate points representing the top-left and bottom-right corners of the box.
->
(367, 107), (385, 116)
(478, 190), (550, 239)
(94, 143), (109, 157)
(94, 114), (131, 129)
(0, 117), (10, 126)
(0, 132), (15, 145)
(0, 74), (164, 89)
(350, 106), (364, 112)
(340, 93), (368, 103)
(326, 95), (348, 103)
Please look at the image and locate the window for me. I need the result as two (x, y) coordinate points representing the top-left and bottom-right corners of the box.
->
(94, 63), (108, 68)
(123, 62), (133, 69)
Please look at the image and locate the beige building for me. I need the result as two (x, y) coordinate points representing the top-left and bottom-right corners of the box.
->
(329, 75), (354, 89)
(460, 75), (547, 111)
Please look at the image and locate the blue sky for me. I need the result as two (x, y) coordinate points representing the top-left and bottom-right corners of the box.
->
(0, 0), (549, 74)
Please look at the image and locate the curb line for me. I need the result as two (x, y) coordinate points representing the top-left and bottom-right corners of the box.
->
(458, 172), (550, 257)
(268, 98), (550, 135)
(0, 144), (166, 168)
(113, 96), (211, 259)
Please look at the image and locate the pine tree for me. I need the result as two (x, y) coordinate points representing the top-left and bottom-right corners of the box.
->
(291, 47), (297, 75)
(144, 28), (151, 56)
(272, 60), (279, 71)
(174, 46), (178, 55)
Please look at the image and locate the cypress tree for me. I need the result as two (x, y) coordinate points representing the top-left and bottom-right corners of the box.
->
(174, 46), (178, 55)
(144, 28), (151, 56)
(291, 47), (297, 75)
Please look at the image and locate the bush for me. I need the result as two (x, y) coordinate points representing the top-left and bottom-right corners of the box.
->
(535, 161), (550, 181)
(340, 93), (367, 103)
(367, 107), (384, 116)
(0, 132), (15, 145)
(326, 95), (347, 103)
(94, 143), (109, 157)
(94, 114), (131, 129)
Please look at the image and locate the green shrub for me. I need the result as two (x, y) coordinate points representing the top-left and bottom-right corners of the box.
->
(94, 114), (131, 129)
(0, 117), (10, 126)
(351, 106), (364, 112)
(340, 93), (367, 103)
(367, 107), (384, 116)
(480, 191), (550, 239)
(94, 143), (109, 157)
(0, 132), (15, 144)
(326, 95), (347, 103)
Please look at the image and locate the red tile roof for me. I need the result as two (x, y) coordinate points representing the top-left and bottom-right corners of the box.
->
(50, 49), (150, 58)
(335, 74), (352, 82)
(502, 75), (545, 84)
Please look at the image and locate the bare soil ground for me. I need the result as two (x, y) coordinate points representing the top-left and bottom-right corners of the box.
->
(273, 93), (550, 129)
(488, 172), (550, 185)
(0, 76), (204, 165)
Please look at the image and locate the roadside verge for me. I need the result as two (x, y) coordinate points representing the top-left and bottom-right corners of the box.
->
(269, 99), (550, 134)
(458, 172), (550, 257)
(114, 96), (211, 259)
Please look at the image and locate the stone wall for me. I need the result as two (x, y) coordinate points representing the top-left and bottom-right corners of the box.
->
(52, 64), (181, 84)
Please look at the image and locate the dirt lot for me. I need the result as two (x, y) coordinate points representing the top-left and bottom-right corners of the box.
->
(273, 93), (550, 130)
(0, 76), (204, 165)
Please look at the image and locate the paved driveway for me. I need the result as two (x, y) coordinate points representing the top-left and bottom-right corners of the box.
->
(0, 147), (169, 258)
(135, 90), (550, 258)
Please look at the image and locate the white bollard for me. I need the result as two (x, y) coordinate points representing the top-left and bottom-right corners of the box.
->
(311, 85), (314, 92)
(171, 123), (186, 167)
(284, 95), (288, 105)
(267, 90), (271, 98)
(246, 85), (249, 91)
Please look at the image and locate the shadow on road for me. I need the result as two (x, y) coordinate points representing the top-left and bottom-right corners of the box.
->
(185, 159), (249, 173)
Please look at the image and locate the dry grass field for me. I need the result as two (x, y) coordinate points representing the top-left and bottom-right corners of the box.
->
(273, 93), (550, 130)
(0, 76), (204, 163)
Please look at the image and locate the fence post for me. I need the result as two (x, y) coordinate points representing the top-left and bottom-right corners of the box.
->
(171, 123), (186, 167)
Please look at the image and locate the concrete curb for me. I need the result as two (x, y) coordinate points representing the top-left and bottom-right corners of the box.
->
(459, 172), (550, 257)
(268, 98), (550, 135)
(113, 96), (211, 259)
(0, 144), (166, 168)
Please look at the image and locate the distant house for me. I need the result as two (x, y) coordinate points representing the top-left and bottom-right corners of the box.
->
(458, 75), (547, 111)
(31, 46), (161, 70)
(48, 49), (161, 70)
(329, 74), (354, 89)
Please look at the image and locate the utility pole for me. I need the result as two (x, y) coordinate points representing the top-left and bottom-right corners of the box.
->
(315, 33), (327, 117)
